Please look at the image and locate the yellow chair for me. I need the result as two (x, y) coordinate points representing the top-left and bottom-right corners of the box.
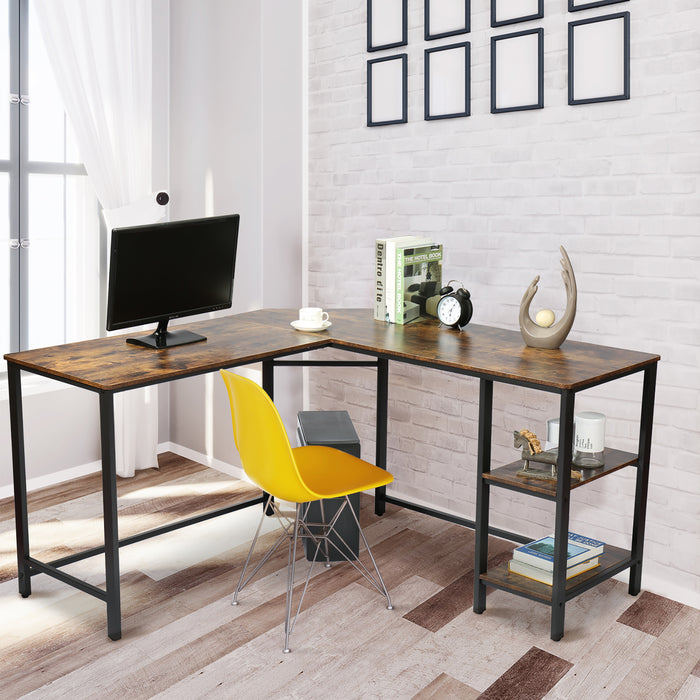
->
(220, 369), (394, 653)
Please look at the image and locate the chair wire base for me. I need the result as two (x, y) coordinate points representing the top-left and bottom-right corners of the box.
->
(232, 494), (392, 653)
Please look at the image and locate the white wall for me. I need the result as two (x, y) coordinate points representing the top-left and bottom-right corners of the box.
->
(307, 0), (700, 606)
(167, 0), (304, 469)
(0, 382), (102, 498)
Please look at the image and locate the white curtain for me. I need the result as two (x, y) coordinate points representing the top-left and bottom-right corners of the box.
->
(35, 0), (164, 477)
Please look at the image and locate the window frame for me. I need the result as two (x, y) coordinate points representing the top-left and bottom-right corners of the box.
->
(3, 0), (97, 357)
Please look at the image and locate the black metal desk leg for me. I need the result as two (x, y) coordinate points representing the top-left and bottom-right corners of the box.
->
(551, 390), (575, 641)
(374, 357), (389, 516)
(8, 364), (31, 598)
(473, 378), (493, 614)
(99, 392), (121, 641)
(261, 360), (275, 514)
(629, 363), (657, 595)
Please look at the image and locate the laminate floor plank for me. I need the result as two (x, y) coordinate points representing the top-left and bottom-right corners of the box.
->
(610, 605), (700, 700)
(0, 525), (302, 694)
(293, 594), (433, 698)
(431, 594), (539, 692)
(0, 459), (256, 540)
(541, 620), (654, 699)
(0, 467), (260, 579)
(674, 674), (700, 700)
(28, 562), (336, 700)
(616, 589), (684, 636)
(403, 544), (513, 633)
(156, 576), (436, 700)
(478, 646), (573, 700)
(411, 672), (480, 700)
(95, 567), (405, 699)
(543, 583), (633, 658)
(0, 453), (207, 522)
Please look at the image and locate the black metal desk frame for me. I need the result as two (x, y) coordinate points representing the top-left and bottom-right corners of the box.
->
(7, 311), (658, 642)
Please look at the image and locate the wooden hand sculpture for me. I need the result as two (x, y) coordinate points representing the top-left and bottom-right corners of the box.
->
(519, 246), (577, 349)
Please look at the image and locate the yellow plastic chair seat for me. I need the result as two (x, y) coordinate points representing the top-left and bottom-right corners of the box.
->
(291, 445), (393, 502)
(219, 369), (393, 503)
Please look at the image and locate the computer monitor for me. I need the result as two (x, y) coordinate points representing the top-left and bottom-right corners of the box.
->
(106, 214), (240, 349)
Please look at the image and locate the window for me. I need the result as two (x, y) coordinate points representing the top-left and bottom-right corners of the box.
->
(1, 0), (100, 358)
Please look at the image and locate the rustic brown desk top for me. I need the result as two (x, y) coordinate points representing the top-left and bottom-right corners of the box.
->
(4, 309), (659, 393)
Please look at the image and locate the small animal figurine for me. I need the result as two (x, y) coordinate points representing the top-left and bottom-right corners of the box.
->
(513, 429), (582, 481)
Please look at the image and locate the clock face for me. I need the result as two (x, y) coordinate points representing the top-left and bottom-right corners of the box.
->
(438, 295), (462, 326)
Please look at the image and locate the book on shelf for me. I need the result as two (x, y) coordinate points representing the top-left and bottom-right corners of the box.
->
(382, 236), (431, 323)
(394, 242), (443, 325)
(512, 532), (605, 572)
(507, 557), (600, 585)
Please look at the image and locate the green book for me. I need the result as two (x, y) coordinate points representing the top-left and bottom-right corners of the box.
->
(384, 236), (431, 322)
(394, 243), (443, 325)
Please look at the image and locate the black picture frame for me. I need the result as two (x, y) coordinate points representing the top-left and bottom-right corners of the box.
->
(367, 0), (408, 52)
(491, 28), (544, 113)
(491, 0), (543, 28)
(568, 12), (630, 105)
(425, 0), (470, 41)
(569, 0), (629, 11)
(424, 41), (471, 121)
(367, 54), (408, 126)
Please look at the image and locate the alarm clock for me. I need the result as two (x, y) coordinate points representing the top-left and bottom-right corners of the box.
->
(436, 281), (473, 329)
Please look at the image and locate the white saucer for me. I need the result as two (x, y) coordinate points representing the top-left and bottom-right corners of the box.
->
(290, 320), (332, 332)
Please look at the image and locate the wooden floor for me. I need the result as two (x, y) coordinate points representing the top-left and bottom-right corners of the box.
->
(1, 453), (698, 699)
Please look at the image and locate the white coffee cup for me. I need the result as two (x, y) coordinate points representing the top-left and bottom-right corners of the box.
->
(298, 307), (329, 326)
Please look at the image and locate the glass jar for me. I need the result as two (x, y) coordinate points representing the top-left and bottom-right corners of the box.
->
(573, 412), (606, 468)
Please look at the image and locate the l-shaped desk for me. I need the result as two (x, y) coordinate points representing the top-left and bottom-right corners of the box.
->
(5, 308), (658, 641)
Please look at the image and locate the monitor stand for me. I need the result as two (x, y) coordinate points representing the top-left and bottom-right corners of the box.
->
(126, 320), (206, 349)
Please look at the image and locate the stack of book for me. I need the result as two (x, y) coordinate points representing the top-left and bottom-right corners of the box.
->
(508, 532), (604, 585)
(374, 236), (443, 324)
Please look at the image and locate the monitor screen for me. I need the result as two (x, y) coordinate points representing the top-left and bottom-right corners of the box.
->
(106, 214), (240, 348)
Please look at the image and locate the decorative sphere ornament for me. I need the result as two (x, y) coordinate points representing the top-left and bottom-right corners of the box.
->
(535, 309), (555, 327)
(519, 246), (577, 350)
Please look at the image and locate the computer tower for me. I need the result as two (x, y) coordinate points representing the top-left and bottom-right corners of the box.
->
(296, 411), (361, 561)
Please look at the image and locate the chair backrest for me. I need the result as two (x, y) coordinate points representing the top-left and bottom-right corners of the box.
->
(219, 370), (320, 503)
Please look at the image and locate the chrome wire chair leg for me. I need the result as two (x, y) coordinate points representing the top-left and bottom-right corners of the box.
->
(283, 503), (302, 653)
(282, 502), (345, 653)
(234, 495), (392, 653)
(342, 496), (393, 610)
(303, 496), (392, 609)
(300, 502), (331, 570)
(318, 499), (331, 568)
(298, 496), (391, 608)
(232, 495), (292, 606)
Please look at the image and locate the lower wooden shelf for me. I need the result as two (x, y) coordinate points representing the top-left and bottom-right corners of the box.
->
(480, 544), (632, 604)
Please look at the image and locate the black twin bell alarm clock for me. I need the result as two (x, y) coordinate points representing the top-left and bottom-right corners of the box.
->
(436, 280), (473, 329)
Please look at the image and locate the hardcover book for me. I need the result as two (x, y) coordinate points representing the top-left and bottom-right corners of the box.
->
(383, 236), (431, 323)
(508, 557), (600, 585)
(374, 238), (388, 321)
(375, 236), (431, 322)
(512, 532), (605, 572)
(394, 243), (443, 325)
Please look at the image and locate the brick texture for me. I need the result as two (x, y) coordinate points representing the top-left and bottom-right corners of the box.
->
(307, 1), (700, 605)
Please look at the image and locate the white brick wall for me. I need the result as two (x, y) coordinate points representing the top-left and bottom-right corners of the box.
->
(308, 0), (700, 606)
